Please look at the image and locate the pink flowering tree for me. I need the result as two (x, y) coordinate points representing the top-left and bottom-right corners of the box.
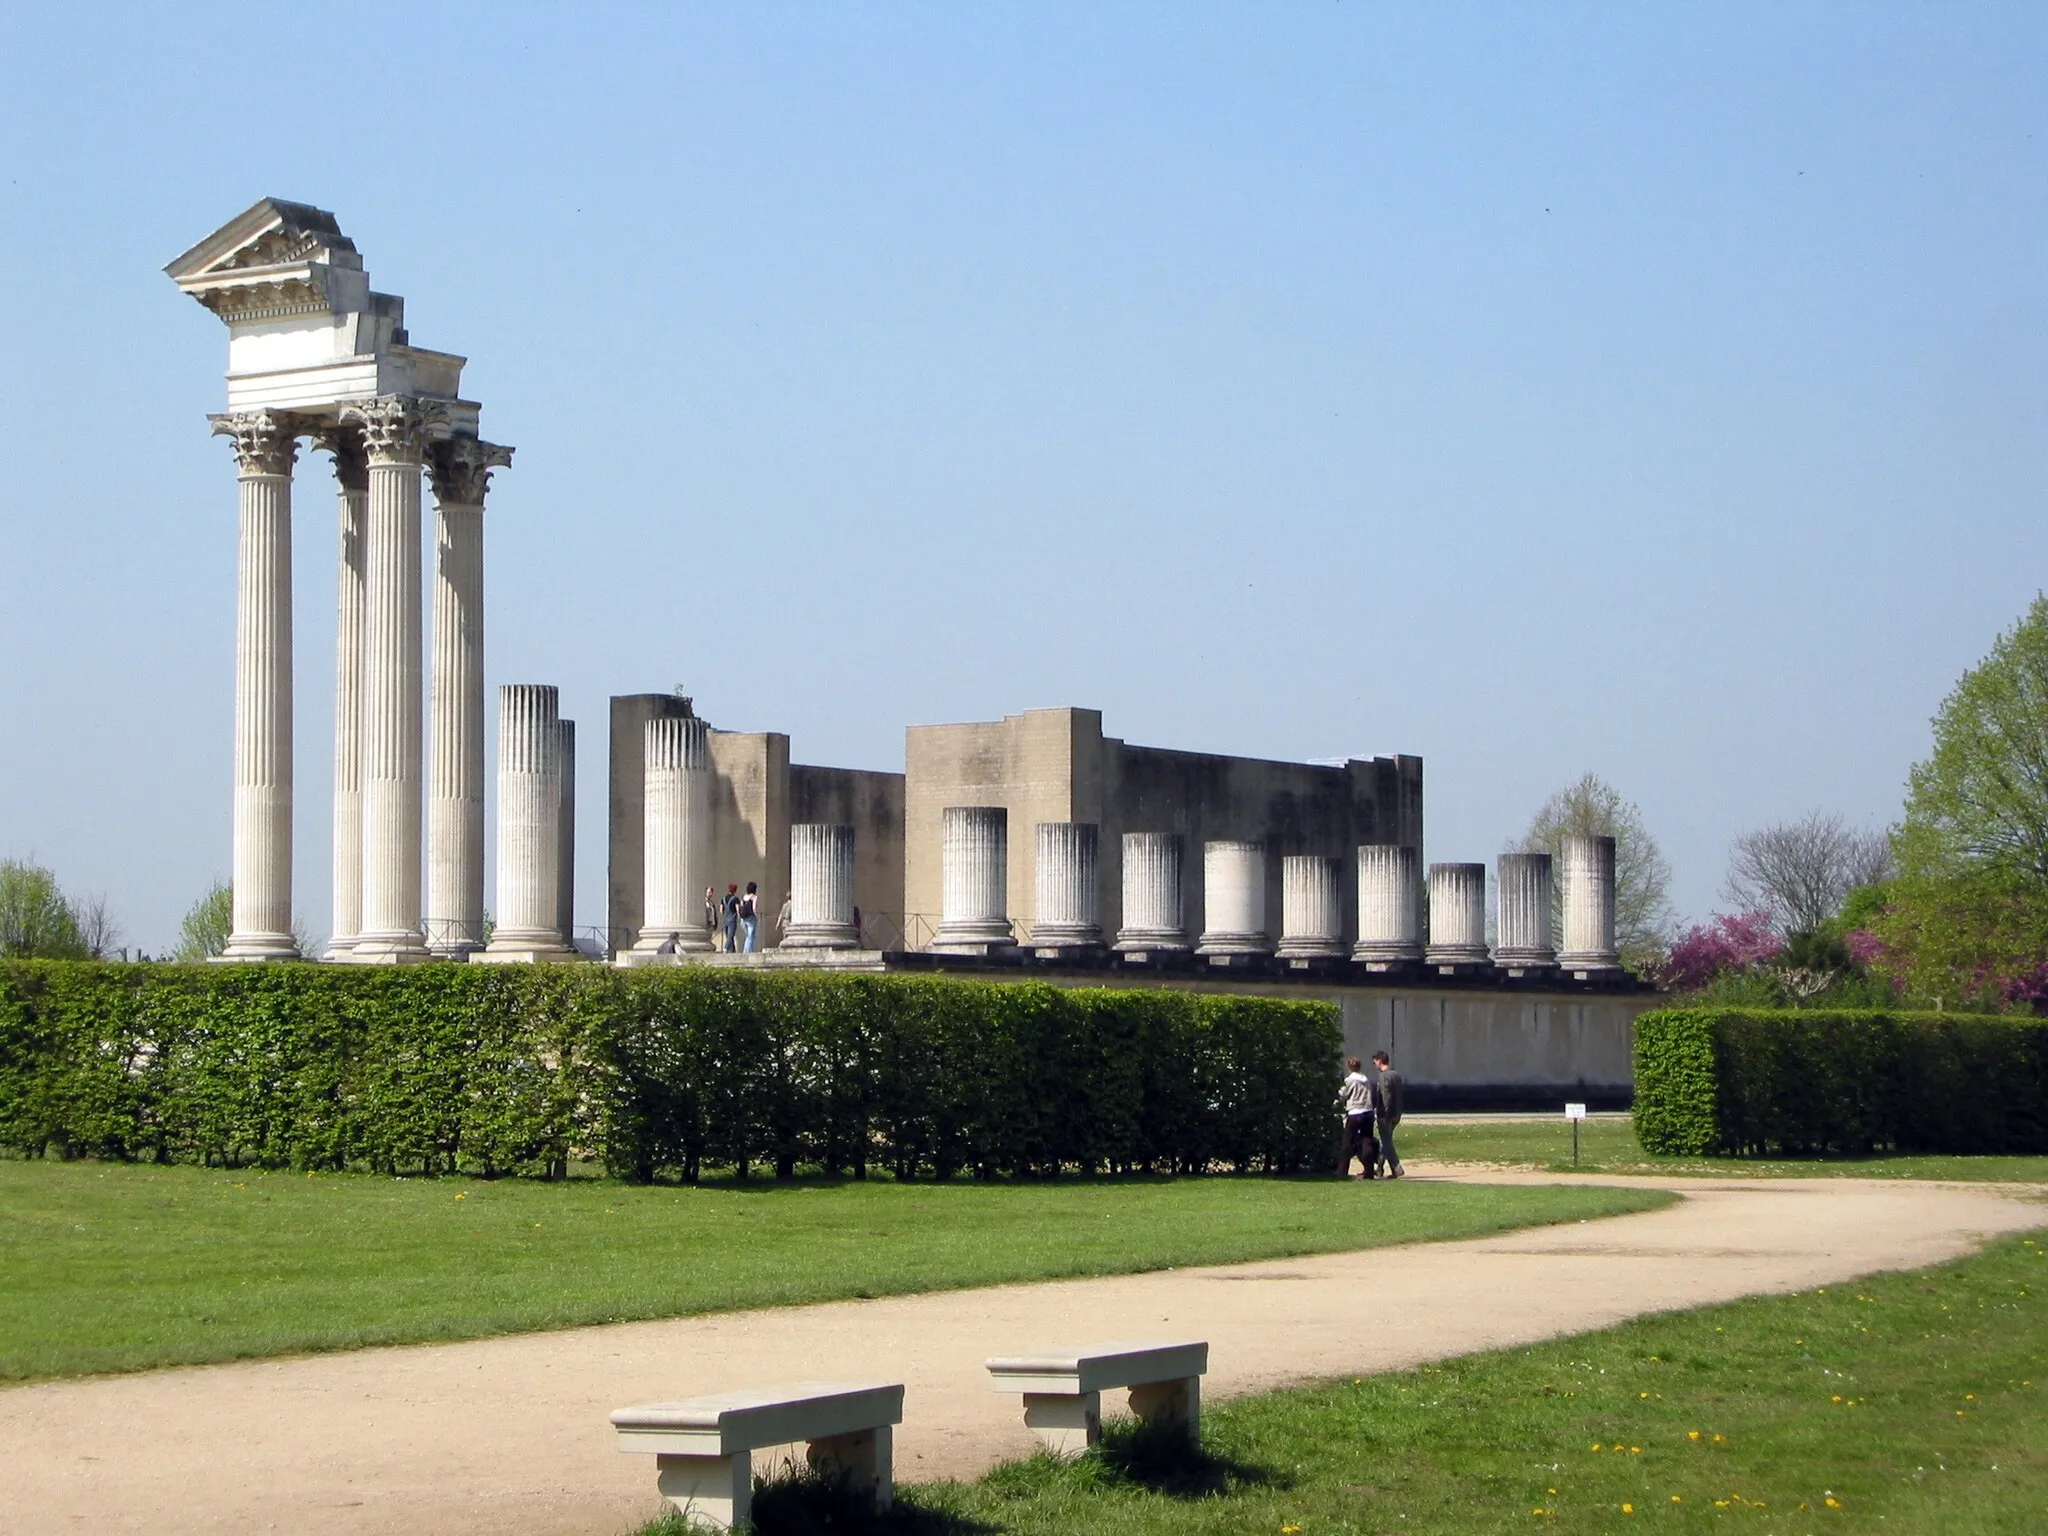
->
(1659, 911), (1784, 992)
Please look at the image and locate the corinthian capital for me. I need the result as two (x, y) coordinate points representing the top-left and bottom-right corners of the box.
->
(209, 411), (302, 476)
(337, 395), (427, 466)
(427, 436), (515, 508)
(311, 423), (369, 493)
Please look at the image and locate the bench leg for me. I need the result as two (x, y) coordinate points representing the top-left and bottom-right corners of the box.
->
(654, 1451), (751, 1531)
(807, 1425), (893, 1509)
(1127, 1375), (1202, 1445)
(1021, 1390), (1100, 1456)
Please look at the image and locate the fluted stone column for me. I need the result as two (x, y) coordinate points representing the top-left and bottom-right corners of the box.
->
(557, 719), (576, 948)
(1559, 834), (1621, 973)
(1425, 862), (1490, 968)
(211, 411), (302, 960)
(1354, 845), (1423, 966)
(1029, 822), (1103, 948)
(1497, 852), (1557, 973)
(628, 715), (712, 960)
(1196, 840), (1270, 956)
(1114, 833), (1189, 953)
(480, 685), (573, 963)
(930, 807), (1016, 952)
(785, 824), (859, 948)
(344, 396), (429, 963)
(425, 436), (510, 957)
(1276, 855), (1345, 959)
(317, 426), (368, 958)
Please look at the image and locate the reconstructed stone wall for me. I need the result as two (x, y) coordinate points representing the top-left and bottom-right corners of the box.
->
(790, 765), (907, 942)
(904, 707), (1424, 944)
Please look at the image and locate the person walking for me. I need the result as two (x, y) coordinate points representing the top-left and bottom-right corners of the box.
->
(720, 883), (740, 952)
(739, 881), (761, 952)
(1335, 1056), (1378, 1179)
(1372, 1049), (1406, 1178)
(775, 890), (793, 944)
(703, 885), (719, 945)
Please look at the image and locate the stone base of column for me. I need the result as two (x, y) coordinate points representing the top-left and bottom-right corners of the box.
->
(618, 928), (714, 965)
(1558, 948), (1622, 978)
(1495, 946), (1558, 978)
(1423, 942), (1491, 976)
(477, 927), (579, 965)
(325, 936), (358, 961)
(1274, 935), (1345, 960)
(783, 920), (860, 949)
(1195, 930), (1270, 958)
(1112, 927), (1189, 954)
(929, 919), (1016, 954)
(216, 932), (301, 963)
(426, 927), (485, 961)
(349, 930), (434, 965)
(1027, 918), (1103, 950)
(1353, 939), (1423, 966)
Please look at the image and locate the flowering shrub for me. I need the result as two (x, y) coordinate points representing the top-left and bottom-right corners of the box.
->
(1661, 912), (1784, 992)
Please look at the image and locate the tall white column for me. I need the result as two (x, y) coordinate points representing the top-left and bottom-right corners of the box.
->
(557, 718), (576, 948)
(425, 435), (509, 958)
(1496, 852), (1557, 972)
(1276, 854), (1344, 959)
(1114, 832), (1188, 953)
(1029, 822), (1102, 948)
(628, 715), (712, 959)
(1559, 834), (1621, 973)
(317, 425), (366, 959)
(785, 824), (859, 948)
(480, 684), (573, 963)
(1196, 840), (1269, 956)
(1425, 862), (1490, 968)
(211, 411), (301, 961)
(1354, 844), (1423, 966)
(930, 806), (1015, 952)
(344, 396), (429, 963)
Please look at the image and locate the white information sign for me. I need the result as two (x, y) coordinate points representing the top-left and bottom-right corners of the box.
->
(1564, 1102), (1588, 1121)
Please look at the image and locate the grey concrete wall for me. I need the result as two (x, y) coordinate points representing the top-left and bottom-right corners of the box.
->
(790, 764), (906, 944)
(706, 730), (791, 941)
(903, 706), (1424, 945)
(607, 693), (692, 952)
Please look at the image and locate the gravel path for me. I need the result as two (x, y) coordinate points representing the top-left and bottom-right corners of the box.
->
(3, 1170), (2040, 1535)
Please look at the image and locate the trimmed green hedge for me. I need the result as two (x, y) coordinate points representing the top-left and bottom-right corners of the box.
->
(1633, 1007), (2048, 1157)
(0, 963), (1340, 1179)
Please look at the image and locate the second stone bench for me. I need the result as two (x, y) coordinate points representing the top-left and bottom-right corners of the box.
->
(985, 1338), (1209, 1455)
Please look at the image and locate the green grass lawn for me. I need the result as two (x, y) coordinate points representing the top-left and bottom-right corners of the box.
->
(688, 1227), (2048, 1535)
(0, 1159), (1664, 1382)
(1400, 1116), (2048, 1183)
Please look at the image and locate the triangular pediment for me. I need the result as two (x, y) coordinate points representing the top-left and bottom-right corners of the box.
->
(165, 197), (358, 282)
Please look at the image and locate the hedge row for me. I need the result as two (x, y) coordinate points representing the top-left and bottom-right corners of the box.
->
(0, 963), (1341, 1179)
(1633, 1007), (2048, 1157)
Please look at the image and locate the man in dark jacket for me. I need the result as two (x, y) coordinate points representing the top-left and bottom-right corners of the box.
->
(1372, 1049), (1406, 1178)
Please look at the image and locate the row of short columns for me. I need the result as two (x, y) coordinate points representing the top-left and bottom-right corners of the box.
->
(924, 808), (1621, 974)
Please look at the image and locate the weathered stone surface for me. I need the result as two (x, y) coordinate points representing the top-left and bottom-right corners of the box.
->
(1559, 834), (1621, 973)
(930, 807), (1016, 952)
(1114, 832), (1189, 952)
(786, 824), (859, 948)
(1028, 823), (1103, 949)
(1353, 844), (1422, 965)
(1276, 855), (1344, 959)
(1424, 862), (1489, 968)
(1196, 840), (1269, 956)
(1496, 852), (1557, 973)
(480, 684), (574, 964)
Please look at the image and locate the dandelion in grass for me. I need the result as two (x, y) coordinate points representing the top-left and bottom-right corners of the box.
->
(1621, 1503), (1634, 1515)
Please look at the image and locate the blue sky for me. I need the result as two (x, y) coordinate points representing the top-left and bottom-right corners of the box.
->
(1, 3), (2043, 952)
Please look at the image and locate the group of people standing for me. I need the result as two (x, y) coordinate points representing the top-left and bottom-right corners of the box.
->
(703, 882), (765, 952)
(1336, 1050), (1405, 1180)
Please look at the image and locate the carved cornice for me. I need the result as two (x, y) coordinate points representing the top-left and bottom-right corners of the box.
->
(337, 395), (427, 466)
(209, 411), (303, 476)
(193, 277), (330, 324)
(312, 424), (370, 493)
(427, 435), (515, 508)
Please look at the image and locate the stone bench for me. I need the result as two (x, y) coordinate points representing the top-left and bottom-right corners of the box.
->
(610, 1380), (903, 1531)
(985, 1338), (1208, 1455)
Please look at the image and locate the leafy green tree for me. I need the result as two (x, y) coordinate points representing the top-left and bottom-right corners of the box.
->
(174, 880), (234, 962)
(1516, 773), (1673, 969)
(0, 859), (87, 959)
(1870, 596), (2048, 1008)
(1898, 594), (2048, 881)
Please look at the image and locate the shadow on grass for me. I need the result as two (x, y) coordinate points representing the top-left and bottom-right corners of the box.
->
(633, 1419), (1285, 1534)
